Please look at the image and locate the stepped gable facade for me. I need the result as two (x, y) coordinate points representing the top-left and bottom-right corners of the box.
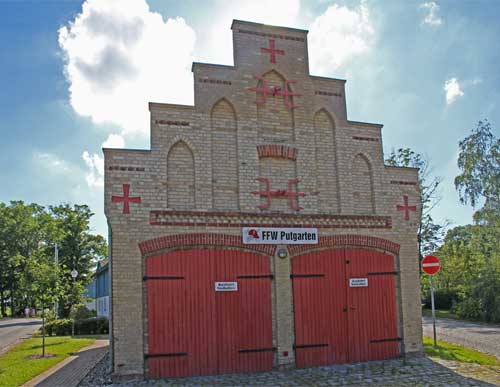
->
(104, 20), (422, 380)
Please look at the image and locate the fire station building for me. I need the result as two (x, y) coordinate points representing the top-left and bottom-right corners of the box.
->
(104, 20), (423, 380)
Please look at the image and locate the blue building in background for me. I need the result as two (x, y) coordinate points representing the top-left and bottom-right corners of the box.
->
(84, 259), (109, 317)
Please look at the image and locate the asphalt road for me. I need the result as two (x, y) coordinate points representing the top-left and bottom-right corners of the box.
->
(423, 316), (500, 359)
(0, 318), (42, 354)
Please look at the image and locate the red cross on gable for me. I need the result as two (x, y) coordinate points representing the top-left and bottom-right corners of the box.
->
(396, 195), (416, 221)
(252, 178), (305, 211)
(112, 184), (141, 214)
(248, 75), (301, 109)
(261, 39), (285, 63)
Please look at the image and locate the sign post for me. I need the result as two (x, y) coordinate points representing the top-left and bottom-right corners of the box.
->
(422, 255), (441, 347)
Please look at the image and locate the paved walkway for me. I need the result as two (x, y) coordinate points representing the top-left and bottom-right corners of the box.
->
(0, 318), (42, 355)
(102, 357), (495, 387)
(22, 339), (109, 387)
(423, 317), (500, 358)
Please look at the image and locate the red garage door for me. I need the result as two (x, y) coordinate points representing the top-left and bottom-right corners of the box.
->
(292, 248), (399, 368)
(145, 249), (273, 378)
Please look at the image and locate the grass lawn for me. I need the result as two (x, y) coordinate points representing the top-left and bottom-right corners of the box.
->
(0, 336), (94, 387)
(423, 336), (500, 366)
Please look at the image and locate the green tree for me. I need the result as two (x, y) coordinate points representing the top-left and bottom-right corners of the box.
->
(455, 119), (500, 213)
(386, 148), (447, 258)
(28, 257), (59, 356)
(434, 119), (500, 321)
(0, 201), (47, 316)
(49, 204), (107, 317)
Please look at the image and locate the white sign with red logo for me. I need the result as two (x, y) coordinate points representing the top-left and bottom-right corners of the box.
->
(422, 255), (441, 275)
(242, 227), (318, 244)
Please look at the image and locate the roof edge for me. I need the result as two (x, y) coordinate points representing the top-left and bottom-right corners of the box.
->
(231, 19), (308, 34)
(310, 75), (347, 83)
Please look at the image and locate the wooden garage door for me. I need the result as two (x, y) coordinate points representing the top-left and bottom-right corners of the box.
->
(292, 248), (399, 368)
(145, 249), (273, 378)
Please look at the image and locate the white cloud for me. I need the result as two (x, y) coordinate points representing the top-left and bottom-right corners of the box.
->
(82, 151), (104, 188)
(34, 152), (71, 173)
(58, 0), (196, 136)
(419, 2), (443, 26)
(444, 78), (464, 105)
(102, 133), (125, 148)
(308, 2), (374, 75)
(199, 0), (301, 65)
(471, 77), (483, 85)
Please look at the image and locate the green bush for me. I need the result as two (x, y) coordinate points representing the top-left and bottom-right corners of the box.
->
(43, 319), (72, 336)
(452, 298), (483, 320)
(41, 317), (108, 336)
(424, 288), (461, 310)
(70, 304), (96, 321)
(74, 317), (109, 335)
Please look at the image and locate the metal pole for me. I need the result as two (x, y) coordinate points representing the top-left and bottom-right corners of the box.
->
(430, 275), (437, 347)
(54, 243), (58, 317)
(71, 276), (75, 337)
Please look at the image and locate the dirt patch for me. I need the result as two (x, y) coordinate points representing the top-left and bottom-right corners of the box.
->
(27, 354), (57, 360)
(434, 358), (500, 386)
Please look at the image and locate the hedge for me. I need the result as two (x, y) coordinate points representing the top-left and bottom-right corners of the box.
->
(424, 288), (461, 310)
(43, 317), (109, 336)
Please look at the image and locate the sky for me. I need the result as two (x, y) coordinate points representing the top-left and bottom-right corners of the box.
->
(0, 0), (499, 238)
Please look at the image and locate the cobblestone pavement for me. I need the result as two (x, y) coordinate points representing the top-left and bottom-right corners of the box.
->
(82, 354), (498, 387)
(423, 317), (500, 359)
(23, 340), (108, 387)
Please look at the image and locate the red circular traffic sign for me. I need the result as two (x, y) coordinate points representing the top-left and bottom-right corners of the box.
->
(422, 255), (441, 275)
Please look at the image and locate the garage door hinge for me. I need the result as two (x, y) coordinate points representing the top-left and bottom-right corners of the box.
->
(290, 274), (325, 278)
(239, 347), (276, 353)
(144, 352), (188, 358)
(293, 343), (328, 349)
(143, 275), (184, 281)
(369, 337), (402, 343)
(367, 271), (399, 276)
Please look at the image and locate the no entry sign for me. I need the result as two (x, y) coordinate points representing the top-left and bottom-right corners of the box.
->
(422, 255), (441, 275)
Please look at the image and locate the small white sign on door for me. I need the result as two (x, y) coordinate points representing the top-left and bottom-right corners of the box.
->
(215, 282), (238, 292)
(349, 278), (368, 287)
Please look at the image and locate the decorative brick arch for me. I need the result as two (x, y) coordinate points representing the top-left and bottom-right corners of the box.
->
(288, 235), (400, 257)
(165, 136), (196, 155)
(211, 97), (237, 120)
(313, 107), (337, 128)
(257, 144), (298, 160)
(139, 233), (276, 257)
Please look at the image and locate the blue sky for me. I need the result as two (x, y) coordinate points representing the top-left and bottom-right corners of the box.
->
(0, 0), (499, 238)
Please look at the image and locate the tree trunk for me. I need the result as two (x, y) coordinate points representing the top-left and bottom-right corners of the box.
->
(0, 289), (5, 318)
(42, 301), (45, 357)
(10, 283), (15, 317)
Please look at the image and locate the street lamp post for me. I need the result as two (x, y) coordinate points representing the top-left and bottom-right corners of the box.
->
(54, 243), (59, 317)
(70, 269), (78, 337)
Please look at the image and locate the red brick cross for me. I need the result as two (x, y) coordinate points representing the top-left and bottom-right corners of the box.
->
(276, 80), (301, 109)
(248, 76), (273, 105)
(252, 178), (305, 211)
(248, 76), (301, 108)
(396, 195), (416, 221)
(112, 184), (141, 214)
(261, 39), (284, 63)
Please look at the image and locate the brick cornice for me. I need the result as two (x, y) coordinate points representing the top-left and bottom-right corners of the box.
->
(257, 145), (298, 160)
(139, 233), (275, 256)
(289, 235), (400, 256)
(149, 210), (392, 229)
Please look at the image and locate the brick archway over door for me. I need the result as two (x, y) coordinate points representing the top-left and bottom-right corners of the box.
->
(139, 233), (276, 256)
